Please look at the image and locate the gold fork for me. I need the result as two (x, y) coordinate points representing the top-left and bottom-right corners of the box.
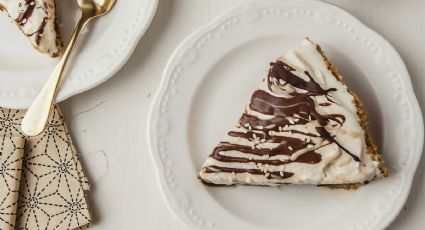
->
(22, 0), (116, 136)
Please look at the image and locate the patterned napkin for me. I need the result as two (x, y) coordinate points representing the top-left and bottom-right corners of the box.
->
(0, 136), (25, 229)
(0, 105), (91, 229)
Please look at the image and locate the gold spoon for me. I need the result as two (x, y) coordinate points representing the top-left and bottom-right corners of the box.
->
(22, 0), (116, 136)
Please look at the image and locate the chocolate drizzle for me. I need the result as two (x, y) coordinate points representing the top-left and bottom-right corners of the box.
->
(201, 60), (362, 184)
(315, 127), (361, 162)
(14, 0), (48, 45)
(268, 61), (336, 95)
(16, 1), (36, 25)
(34, 18), (47, 45)
(204, 166), (294, 180)
(211, 141), (317, 162)
(248, 90), (345, 126)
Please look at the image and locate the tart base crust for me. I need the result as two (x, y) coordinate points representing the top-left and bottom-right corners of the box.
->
(314, 41), (389, 190)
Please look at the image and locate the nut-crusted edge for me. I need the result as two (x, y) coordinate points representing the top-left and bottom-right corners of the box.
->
(41, 0), (63, 57)
(314, 40), (389, 190)
(52, 0), (64, 57)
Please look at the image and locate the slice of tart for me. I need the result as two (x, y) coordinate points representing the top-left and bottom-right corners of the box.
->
(0, 0), (62, 57)
(198, 38), (388, 188)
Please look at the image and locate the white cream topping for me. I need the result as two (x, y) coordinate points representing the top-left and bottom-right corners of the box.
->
(199, 39), (382, 186)
(0, 0), (60, 56)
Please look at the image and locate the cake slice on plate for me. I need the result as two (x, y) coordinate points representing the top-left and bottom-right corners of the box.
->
(0, 0), (62, 57)
(198, 38), (388, 189)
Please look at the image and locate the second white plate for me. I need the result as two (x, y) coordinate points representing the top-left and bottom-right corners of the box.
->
(0, 0), (158, 108)
(148, 1), (423, 230)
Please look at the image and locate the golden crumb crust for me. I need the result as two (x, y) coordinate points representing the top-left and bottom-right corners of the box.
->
(314, 42), (389, 190)
(41, 0), (63, 57)
(53, 0), (64, 57)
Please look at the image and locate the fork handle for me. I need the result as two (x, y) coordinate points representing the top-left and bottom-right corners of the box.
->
(21, 17), (90, 136)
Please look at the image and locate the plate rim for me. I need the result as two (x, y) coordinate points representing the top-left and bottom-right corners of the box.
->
(0, 0), (159, 109)
(147, 0), (424, 229)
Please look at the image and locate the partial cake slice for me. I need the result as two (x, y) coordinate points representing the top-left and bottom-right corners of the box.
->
(0, 0), (62, 57)
(198, 38), (388, 188)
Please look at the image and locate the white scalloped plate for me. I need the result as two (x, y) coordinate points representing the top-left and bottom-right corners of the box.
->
(148, 1), (424, 230)
(0, 0), (158, 109)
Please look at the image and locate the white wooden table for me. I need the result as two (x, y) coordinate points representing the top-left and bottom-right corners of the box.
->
(59, 0), (424, 229)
